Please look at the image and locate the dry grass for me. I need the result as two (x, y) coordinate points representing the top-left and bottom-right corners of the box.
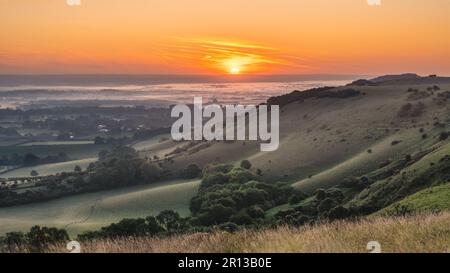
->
(47, 212), (450, 253)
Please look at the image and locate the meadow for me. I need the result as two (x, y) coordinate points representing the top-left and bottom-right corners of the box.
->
(0, 179), (200, 236)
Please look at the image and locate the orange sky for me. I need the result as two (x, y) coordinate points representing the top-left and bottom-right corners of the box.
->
(0, 0), (449, 75)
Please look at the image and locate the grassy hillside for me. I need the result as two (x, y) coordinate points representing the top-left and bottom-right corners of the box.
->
(375, 183), (450, 216)
(43, 212), (450, 253)
(348, 140), (450, 210)
(0, 179), (200, 236)
(2, 78), (450, 249)
(149, 82), (450, 193)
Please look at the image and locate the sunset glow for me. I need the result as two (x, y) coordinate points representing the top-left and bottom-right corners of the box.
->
(0, 0), (449, 75)
(230, 67), (241, 75)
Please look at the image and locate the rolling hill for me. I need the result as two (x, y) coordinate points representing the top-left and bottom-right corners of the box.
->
(2, 75), (450, 238)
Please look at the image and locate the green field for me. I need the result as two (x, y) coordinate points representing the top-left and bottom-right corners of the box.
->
(132, 134), (170, 151)
(0, 158), (97, 178)
(0, 179), (200, 236)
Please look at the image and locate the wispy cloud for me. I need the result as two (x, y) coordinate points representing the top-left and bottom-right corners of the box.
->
(160, 38), (304, 74)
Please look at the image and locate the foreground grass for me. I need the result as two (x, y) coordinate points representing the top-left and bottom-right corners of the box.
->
(46, 212), (450, 253)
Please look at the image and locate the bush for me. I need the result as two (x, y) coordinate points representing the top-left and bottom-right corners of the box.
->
(1, 232), (26, 251)
(23, 153), (40, 166)
(240, 160), (252, 170)
(241, 188), (267, 207)
(246, 205), (265, 219)
(196, 205), (235, 225)
(317, 198), (339, 213)
(228, 168), (260, 184)
(200, 173), (229, 189)
(328, 206), (351, 220)
(439, 132), (449, 141)
(314, 189), (327, 200)
(229, 211), (254, 225)
(26, 226), (69, 251)
(181, 164), (202, 179)
(391, 140), (402, 146)
(217, 222), (239, 233)
(202, 164), (233, 177)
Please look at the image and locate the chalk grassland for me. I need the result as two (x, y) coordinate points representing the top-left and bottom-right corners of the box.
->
(159, 83), (450, 193)
(375, 183), (450, 216)
(2, 80), (450, 241)
(0, 179), (200, 236)
(44, 212), (450, 253)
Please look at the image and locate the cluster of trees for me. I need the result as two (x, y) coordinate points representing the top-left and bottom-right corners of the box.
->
(0, 225), (68, 253)
(189, 163), (296, 226)
(85, 146), (166, 190)
(0, 146), (167, 207)
(274, 187), (353, 226)
(0, 152), (70, 167)
(78, 210), (192, 241)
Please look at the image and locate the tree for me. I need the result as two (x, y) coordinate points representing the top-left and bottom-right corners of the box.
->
(145, 216), (164, 235)
(439, 132), (449, 141)
(317, 198), (339, 213)
(74, 165), (82, 172)
(314, 189), (327, 201)
(240, 160), (252, 170)
(328, 206), (351, 220)
(102, 218), (148, 237)
(23, 153), (40, 166)
(26, 226), (69, 252)
(87, 162), (96, 171)
(156, 210), (181, 231)
(181, 164), (201, 179)
(2, 232), (26, 251)
(30, 170), (39, 177)
(229, 211), (253, 225)
(196, 205), (234, 226)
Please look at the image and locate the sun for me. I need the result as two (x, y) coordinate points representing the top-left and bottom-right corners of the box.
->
(230, 67), (241, 75)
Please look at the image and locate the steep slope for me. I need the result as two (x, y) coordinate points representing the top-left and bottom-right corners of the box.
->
(374, 183), (450, 216)
(157, 81), (450, 194)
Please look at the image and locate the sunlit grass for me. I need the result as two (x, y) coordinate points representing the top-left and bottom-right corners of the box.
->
(44, 212), (450, 253)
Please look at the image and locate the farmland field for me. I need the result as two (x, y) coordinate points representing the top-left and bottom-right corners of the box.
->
(0, 158), (97, 178)
(0, 179), (200, 236)
(0, 144), (109, 159)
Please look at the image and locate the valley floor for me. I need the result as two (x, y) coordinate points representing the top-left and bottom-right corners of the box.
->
(45, 212), (450, 253)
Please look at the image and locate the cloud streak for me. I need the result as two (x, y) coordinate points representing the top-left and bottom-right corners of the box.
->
(161, 38), (303, 74)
